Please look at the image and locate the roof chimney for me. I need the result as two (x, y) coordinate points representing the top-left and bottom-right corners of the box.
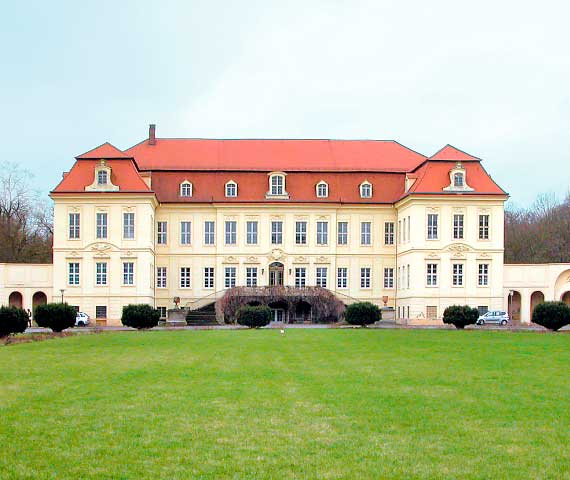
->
(148, 124), (156, 145)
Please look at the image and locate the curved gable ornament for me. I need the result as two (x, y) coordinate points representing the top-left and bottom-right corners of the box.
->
(443, 162), (474, 192)
(85, 160), (120, 192)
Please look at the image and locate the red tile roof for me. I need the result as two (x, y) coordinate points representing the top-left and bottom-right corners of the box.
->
(76, 142), (132, 159)
(428, 144), (481, 161)
(125, 139), (427, 172)
(406, 161), (506, 196)
(151, 171), (405, 204)
(51, 159), (151, 194)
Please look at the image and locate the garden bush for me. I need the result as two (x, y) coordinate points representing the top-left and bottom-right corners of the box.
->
(0, 306), (29, 337)
(121, 304), (160, 329)
(34, 303), (76, 332)
(443, 305), (479, 329)
(344, 302), (382, 327)
(532, 301), (570, 331)
(236, 305), (272, 328)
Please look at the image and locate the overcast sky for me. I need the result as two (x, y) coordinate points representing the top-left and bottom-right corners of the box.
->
(1, 0), (569, 206)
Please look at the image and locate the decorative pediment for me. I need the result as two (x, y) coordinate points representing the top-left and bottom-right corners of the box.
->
(447, 243), (471, 253)
(120, 251), (137, 259)
(222, 256), (239, 264)
(315, 256), (330, 264)
(244, 256), (259, 264)
(443, 162), (474, 192)
(85, 160), (120, 192)
(426, 252), (440, 259)
(91, 242), (113, 258)
(293, 256), (308, 264)
(269, 248), (285, 261)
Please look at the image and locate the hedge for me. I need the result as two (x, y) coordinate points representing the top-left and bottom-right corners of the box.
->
(236, 305), (272, 328)
(532, 301), (570, 331)
(121, 304), (160, 329)
(34, 303), (76, 332)
(344, 302), (382, 327)
(443, 305), (479, 329)
(0, 306), (29, 337)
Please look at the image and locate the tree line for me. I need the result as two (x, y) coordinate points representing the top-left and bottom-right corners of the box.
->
(0, 161), (567, 265)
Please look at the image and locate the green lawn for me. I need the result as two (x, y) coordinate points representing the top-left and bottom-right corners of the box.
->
(1, 330), (569, 479)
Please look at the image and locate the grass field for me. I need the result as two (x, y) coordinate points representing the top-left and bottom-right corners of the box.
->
(1, 329), (569, 479)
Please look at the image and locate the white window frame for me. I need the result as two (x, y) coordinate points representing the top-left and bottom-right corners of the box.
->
(225, 180), (238, 198)
(246, 221), (258, 245)
(180, 181), (193, 197)
(271, 220), (283, 245)
(157, 221), (167, 245)
(316, 221), (328, 245)
(225, 220), (237, 245)
(269, 174), (285, 196)
(96, 212), (108, 239)
(427, 213), (438, 240)
(479, 214), (490, 240)
(361, 222), (372, 246)
(337, 221), (348, 245)
(68, 262), (80, 286)
(69, 212), (80, 239)
(204, 267), (215, 289)
(383, 267), (394, 288)
(204, 221), (215, 245)
(246, 267), (258, 287)
(478, 263), (489, 286)
(360, 267), (371, 289)
(384, 222), (394, 245)
(452, 263), (464, 287)
(180, 267), (191, 288)
(123, 262), (134, 286)
(295, 267), (306, 288)
(316, 181), (328, 198)
(360, 181), (372, 198)
(337, 267), (348, 289)
(295, 221), (307, 245)
(316, 267), (328, 288)
(180, 221), (192, 245)
(453, 214), (464, 240)
(156, 267), (167, 288)
(224, 267), (236, 288)
(426, 263), (438, 287)
(454, 172), (464, 187)
(95, 262), (107, 286)
(97, 169), (108, 185)
(123, 212), (135, 239)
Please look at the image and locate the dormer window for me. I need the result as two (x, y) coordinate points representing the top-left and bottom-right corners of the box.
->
(225, 180), (238, 198)
(316, 181), (328, 198)
(444, 162), (474, 192)
(453, 172), (464, 187)
(97, 170), (108, 185)
(180, 181), (193, 197)
(360, 181), (372, 198)
(271, 174), (284, 195)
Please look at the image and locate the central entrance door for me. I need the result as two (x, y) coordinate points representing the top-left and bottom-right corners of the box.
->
(269, 262), (284, 286)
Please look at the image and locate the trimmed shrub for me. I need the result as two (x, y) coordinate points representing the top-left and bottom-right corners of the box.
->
(121, 304), (160, 329)
(532, 301), (570, 331)
(0, 306), (29, 337)
(443, 305), (479, 329)
(34, 303), (76, 332)
(344, 302), (382, 327)
(236, 305), (272, 328)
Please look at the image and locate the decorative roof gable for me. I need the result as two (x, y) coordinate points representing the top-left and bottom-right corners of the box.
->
(76, 142), (131, 159)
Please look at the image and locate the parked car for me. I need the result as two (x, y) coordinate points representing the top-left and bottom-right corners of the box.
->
(75, 312), (90, 327)
(476, 310), (509, 326)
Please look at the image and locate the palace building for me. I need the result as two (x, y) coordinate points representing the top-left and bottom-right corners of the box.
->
(3, 125), (570, 325)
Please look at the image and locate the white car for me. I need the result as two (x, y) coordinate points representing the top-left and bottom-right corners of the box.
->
(476, 310), (509, 326)
(75, 312), (90, 327)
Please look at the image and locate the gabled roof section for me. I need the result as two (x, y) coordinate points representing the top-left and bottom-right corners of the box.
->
(51, 159), (151, 194)
(76, 142), (131, 159)
(124, 138), (427, 172)
(428, 144), (481, 161)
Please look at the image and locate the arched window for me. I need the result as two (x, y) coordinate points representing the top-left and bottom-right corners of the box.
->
(360, 181), (372, 198)
(316, 181), (328, 198)
(225, 180), (238, 197)
(180, 181), (193, 197)
(97, 170), (108, 185)
(453, 172), (464, 187)
(269, 174), (285, 196)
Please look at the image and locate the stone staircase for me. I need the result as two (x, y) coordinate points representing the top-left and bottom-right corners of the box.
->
(185, 303), (219, 326)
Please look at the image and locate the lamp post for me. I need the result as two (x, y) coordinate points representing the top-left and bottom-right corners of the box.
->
(60, 288), (65, 304)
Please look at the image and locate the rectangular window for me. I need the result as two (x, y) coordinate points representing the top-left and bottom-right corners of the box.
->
(384, 222), (394, 245)
(426, 306), (437, 320)
(95, 262), (107, 286)
(337, 222), (348, 245)
(426, 263), (438, 286)
(271, 221), (283, 245)
(402, 218), (406, 242)
(69, 213), (80, 239)
(478, 306), (489, 316)
(157, 221), (167, 245)
(316, 267), (328, 287)
(204, 221), (215, 245)
(452, 263), (464, 286)
(407, 216), (411, 242)
(96, 212), (108, 239)
(360, 267), (371, 289)
(337, 267), (348, 289)
(384, 268), (394, 288)
(316, 221), (328, 245)
(295, 221), (307, 245)
(225, 221), (237, 245)
(123, 262), (134, 285)
(246, 221), (258, 245)
(180, 267), (191, 288)
(204, 267), (215, 289)
(180, 221), (192, 245)
(478, 263), (489, 286)
(398, 220), (402, 243)
(453, 214), (464, 240)
(123, 212), (135, 239)
(246, 267), (258, 287)
(224, 267), (236, 288)
(479, 214), (490, 240)
(95, 306), (107, 319)
(361, 222), (372, 245)
(295, 267), (306, 288)
(157, 306), (167, 319)
(407, 264), (410, 289)
(68, 262), (80, 286)
(427, 214), (438, 239)
(156, 267), (167, 288)
(271, 175), (284, 195)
